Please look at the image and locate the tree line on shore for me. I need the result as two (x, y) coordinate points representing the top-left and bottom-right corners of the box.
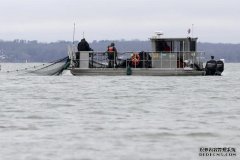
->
(0, 39), (239, 62)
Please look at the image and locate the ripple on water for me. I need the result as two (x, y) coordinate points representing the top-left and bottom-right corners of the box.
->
(0, 63), (239, 159)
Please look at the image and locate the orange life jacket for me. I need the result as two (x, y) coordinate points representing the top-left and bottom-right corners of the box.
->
(108, 47), (114, 52)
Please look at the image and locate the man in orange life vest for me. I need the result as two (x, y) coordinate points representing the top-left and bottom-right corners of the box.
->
(107, 42), (118, 68)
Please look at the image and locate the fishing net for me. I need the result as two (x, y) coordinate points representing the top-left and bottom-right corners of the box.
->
(0, 56), (70, 76)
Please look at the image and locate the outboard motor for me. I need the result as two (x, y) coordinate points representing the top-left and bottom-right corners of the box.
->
(215, 60), (224, 75)
(205, 56), (217, 75)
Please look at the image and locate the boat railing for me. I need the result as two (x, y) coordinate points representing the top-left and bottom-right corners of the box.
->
(69, 50), (205, 70)
(150, 51), (205, 70)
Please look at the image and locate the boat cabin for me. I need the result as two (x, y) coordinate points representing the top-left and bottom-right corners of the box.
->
(150, 33), (200, 69)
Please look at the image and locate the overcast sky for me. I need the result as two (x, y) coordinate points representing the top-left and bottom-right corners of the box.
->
(0, 0), (239, 43)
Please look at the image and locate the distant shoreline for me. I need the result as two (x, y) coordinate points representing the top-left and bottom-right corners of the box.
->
(0, 40), (240, 62)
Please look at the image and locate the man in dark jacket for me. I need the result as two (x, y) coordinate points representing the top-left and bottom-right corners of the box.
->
(75, 38), (92, 67)
(77, 38), (92, 51)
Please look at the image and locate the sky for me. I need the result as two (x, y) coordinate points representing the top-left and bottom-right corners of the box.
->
(0, 0), (239, 43)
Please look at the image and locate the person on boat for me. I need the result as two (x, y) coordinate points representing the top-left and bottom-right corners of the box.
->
(107, 42), (118, 68)
(75, 38), (92, 67)
(77, 38), (92, 51)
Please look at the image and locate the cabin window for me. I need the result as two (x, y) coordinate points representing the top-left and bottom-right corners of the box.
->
(173, 41), (180, 52)
(190, 41), (196, 51)
(155, 41), (172, 52)
(180, 41), (184, 52)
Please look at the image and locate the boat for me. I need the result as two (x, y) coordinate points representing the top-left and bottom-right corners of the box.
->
(68, 32), (224, 76)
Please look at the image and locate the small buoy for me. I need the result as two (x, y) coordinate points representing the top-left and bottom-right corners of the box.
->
(126, 66), (132, 75)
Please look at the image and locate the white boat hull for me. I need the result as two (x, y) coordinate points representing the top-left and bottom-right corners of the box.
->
(71, 68), (205, 76)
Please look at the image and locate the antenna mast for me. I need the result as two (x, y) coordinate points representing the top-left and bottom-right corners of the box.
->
(192, 24), (194, 37)
(72, 23), (76, 44)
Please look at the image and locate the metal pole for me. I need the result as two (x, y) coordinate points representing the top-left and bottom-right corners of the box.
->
(161, 52), (162, 68)
(72, 23), (75, 45)
(183, 52), (185, 68)
(143, 52), (145, 68)
(97, 52), (98, 68)
(192, 24), (194, 37)
(177, 51), (181, 68)
(91, 52), (93, 68)
(170, 51), (171, 68)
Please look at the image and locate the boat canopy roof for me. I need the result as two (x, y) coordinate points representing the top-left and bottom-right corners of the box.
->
(150, 37), (198, 41)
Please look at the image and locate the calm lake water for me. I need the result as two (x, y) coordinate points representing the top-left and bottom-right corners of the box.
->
(0, 63), (239, 160)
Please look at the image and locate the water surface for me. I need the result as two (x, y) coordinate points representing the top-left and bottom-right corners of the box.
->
(0, 63), (239, 160)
